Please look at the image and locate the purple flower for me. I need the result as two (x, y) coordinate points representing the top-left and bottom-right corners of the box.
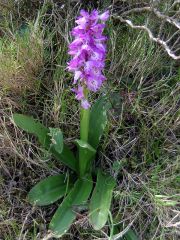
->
(99, 11), (109, 21)
(67, 9), (109, 108)
(81, 99), (91, 109)
(72, 85), (84, 100)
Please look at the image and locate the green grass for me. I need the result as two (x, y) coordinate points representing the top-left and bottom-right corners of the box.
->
(0, 1), (179, 239)
(0, 18), (43, 93)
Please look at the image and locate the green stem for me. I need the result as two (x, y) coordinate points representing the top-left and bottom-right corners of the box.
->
(79, 89), (90, 176)
(80, 109), (90, 142)
(80, 89), (90, 141)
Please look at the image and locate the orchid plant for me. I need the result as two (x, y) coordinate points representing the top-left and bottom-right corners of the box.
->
(13, 10), (116, 238)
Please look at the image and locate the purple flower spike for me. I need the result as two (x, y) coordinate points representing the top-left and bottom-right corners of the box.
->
(67, 9), (109, 108)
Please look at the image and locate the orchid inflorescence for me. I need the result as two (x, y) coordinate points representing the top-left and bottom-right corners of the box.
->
(67, 9), (109, 109)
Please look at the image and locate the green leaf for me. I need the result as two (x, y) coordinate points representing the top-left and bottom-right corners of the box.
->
(49, 128), (63, 154)
(123, 229), (139, 240)
(88, 96), (110, 150)
(89, 170), (116, 230)
(13, 114), (78, 171)
(112, 228), (139, 240)
(13, 114), (50, 147)
(28, 174), (72, 206)
(49, 175), (93, 238)
(48, 128), (77, 170)
(75, 139), (96, 176)
(51, 145), (78, 172)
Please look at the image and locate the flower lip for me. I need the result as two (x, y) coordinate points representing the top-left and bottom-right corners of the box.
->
(81, 99), (91, 109)
(73, 70), (82, 84)
(72, 85), (84, 100)
(99, 10), (109, 21)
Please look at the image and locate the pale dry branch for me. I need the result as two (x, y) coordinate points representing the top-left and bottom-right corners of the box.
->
(171, 0), (180, 10)
(118, 6), (180, 31)
(152, 8), (180, 30)
(113, 15), (180, 60)
(111, 0), (180, 61)
(121, 6), (151, 16)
